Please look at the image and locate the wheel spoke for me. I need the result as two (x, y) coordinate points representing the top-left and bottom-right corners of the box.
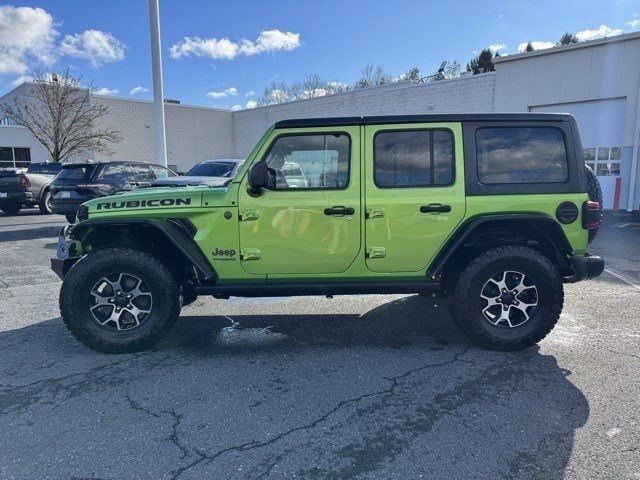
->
(89, 273), (153, 331)
(480, 270), (538, 329)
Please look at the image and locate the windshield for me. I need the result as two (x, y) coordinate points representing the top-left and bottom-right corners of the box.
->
(186, 162), (235, 177)
(56, 165), (94, 181)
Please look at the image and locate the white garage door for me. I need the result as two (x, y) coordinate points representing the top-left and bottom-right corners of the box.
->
(530, 98), (626, 209)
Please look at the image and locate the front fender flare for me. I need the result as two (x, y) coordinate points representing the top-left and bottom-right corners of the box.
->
(69, 218), (217, 283)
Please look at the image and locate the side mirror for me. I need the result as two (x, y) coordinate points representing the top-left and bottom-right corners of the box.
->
(247, 162), (270, 196)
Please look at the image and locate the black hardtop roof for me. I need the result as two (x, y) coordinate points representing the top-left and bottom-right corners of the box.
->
(274, 113), (573, 129)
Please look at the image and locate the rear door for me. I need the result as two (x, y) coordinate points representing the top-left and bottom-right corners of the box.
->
(364, 122), (465, 273)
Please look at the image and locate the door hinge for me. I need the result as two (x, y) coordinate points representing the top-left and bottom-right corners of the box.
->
(240, 209), (259, 221)
(365, 246), (387, 259)
(365, 208), (385, 219)
(240, 248), (261, 261)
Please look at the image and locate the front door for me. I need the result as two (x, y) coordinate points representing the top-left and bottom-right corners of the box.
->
(364, 123), (466, 273)
(238, 127), (361, 276)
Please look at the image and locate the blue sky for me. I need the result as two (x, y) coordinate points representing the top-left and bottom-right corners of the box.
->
(1, 0), (639, 109)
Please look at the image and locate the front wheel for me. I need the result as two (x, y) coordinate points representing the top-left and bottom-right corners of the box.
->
(39, 190), (53, 214)
(448, 246), (563, 351)
(60, 248), (181, 353)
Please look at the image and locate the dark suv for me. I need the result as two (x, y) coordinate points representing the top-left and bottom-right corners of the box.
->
(50, 161), (176, 222)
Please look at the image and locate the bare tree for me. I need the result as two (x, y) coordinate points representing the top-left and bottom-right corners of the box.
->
(0, 69), (123, 163)
(354, 64), (392, 89)
(301, 73), (328, 98)
(444, 61), (461, 79)
(259, 81), (290, 105)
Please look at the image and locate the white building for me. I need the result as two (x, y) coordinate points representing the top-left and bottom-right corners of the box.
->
(1, 31), (639, 210)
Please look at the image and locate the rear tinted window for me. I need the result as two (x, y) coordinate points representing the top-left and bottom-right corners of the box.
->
(475, 127), (568, 184)
(56, 166), (93, 181)
(187, 162), (235, 177)
(374, 130), (454, 188)
(30, 163), (61, 174)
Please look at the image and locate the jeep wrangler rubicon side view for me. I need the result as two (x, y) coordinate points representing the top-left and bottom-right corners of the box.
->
(51, 114), (604, 353)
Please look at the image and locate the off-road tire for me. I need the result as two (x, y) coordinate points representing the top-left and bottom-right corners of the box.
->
(0, 201), (21, 215)
(65, 213), (76, 223)
(38, 190), (52, 214)
(60, 247), (181, 353)
(585, 164), (602, 243)
(448, 245), (563, 351)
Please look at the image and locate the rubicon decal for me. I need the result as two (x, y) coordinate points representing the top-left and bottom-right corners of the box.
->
(96, 198), (192, 210)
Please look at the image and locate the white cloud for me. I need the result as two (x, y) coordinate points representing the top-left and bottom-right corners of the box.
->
(94, 87), (119, 96)
(517, 41), (555, 52)
(263, 89), (288, 104)
(628, 14), (640, 28)
(575, 25), (623, 42)
(207, 86), (238, 98)
(327, 81), (349, 93)
(245, 90), (255, 97)
(170, 29), (301, 60)
(488, 43), (507, 54)
(231, 104), (242, 111)
(245, 100), (258, 109)
(60, 29), (125, 67)
(0, 5), (57, 74)
(129, 86), (148, 95)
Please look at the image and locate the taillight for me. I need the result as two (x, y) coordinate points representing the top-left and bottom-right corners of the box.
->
(582, 201), (601, 229)
(19, 176), (30, 188)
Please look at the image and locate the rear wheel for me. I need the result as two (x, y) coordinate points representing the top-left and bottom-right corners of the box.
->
(60, 248), (181, 353)
(448, 245), (563, 351)
(0, 201), (22, 215)
(65, 213), (76, 223)
(585, 164), (602, 243)
(39, 190), (53, 214)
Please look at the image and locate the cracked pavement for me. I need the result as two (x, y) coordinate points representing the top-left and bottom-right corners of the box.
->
(0, 210), (639, 479)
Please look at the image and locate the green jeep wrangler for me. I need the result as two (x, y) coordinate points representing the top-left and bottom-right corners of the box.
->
(52, 114), (604, 353)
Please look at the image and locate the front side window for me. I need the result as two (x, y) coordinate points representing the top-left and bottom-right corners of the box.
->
(374, 130), (454, 188)
(476, 127), (568, 184)
(263, 133), (350, 189)
(40, 163), (62, 175)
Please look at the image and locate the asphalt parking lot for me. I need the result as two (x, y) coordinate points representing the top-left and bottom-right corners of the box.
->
(0, 209), (638, 480)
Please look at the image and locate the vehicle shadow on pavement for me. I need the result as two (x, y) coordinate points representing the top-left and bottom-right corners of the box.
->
(0, 225), (61, 243)
(0, 295), (589, 479)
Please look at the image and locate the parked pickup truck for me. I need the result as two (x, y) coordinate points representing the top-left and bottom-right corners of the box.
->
(52, 114), (604, 353)
(0, 162), (61, 215)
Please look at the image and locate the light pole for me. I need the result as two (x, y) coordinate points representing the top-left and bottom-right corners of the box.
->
(148, 0), (167, 167)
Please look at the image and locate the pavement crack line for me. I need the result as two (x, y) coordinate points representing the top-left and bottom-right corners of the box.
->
(168, 346), (473, 479)
(0, 352), (153, 415)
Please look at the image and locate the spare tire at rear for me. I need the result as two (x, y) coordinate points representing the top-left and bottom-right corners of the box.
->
(584, 165), (602, 243)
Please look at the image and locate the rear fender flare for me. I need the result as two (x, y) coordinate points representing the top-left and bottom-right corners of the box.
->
(428, 213), (573, 278)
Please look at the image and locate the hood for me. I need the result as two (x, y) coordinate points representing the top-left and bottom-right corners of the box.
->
(151, 176), (228, 187)
(83, 185), (210, 215)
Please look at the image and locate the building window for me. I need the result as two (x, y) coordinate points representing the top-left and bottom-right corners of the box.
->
(373, 129), (454, 188)
(0, 146), (31, 169)
(583, 146), (621, 176)
(476, 127), (568, 184)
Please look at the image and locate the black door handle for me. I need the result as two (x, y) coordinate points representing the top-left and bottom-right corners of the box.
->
(324, 206), (355, 216)
(420, 203), (452, 213)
